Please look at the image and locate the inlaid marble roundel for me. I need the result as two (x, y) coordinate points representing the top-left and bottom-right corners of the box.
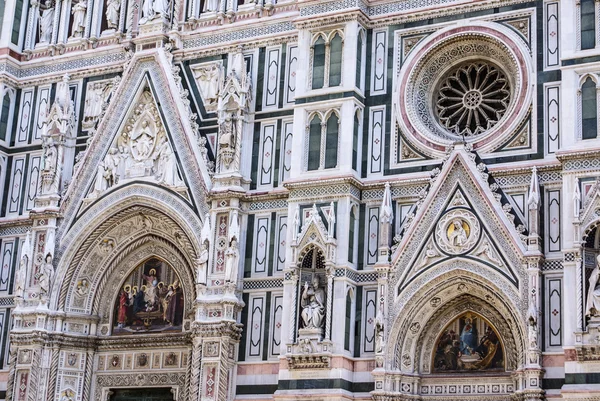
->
(396, 23), (533, 157)
(435, 209), (481, 255)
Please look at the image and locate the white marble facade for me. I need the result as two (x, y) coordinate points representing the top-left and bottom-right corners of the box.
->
(0, 1), (599, 401)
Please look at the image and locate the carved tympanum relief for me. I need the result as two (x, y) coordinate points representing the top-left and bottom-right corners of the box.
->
(87, 89), (184, 198)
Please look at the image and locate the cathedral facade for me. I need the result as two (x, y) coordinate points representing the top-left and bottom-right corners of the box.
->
(0, 0), (598, 400)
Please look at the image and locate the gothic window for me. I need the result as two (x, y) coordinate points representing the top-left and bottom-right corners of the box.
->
(348, 205), (358, 263)
(0, 91), (14, 142)
(352, 108), (362, 172)
(11, 0), (24, 46)
(324, 112), (339, 169)
(312, 36), (326, 90)
(344, 289), (353, 351)
(581, 0), (596, 50)
(581, 77), (598, 140)
(311, 31), (344, 90)
(308, 114), (321, 171)
(356, 29), (366, 91)
(305, 110), (340, 171)
(329, 33), (343, 87)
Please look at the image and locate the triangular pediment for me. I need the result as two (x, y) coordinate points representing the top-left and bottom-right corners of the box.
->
(392, 146), (527, 293)
(580, 179), (600, 237)
(60, 50), (211, 231)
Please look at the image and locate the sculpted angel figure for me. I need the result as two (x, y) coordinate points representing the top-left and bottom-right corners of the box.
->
(39, 0), (55, 44)
(586, 255), (600, 318)
(300, 276), (326, 330)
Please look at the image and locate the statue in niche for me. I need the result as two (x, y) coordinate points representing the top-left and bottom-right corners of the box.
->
(37, 253), (54, 295)
(224, 238), (239, 284)
(196, 241), (209, 285)
(300, 276), (326, 330)
(15, 232), (31, 298)
(326, 202), (335, 239)
(374, 304), (384, 353)
(141, 0), (154, 21)
(70, 0), (87, 38)
(218, 114), (236, 150)
(140, 0), (169, 22)
(586, 255), (600, 318)
(105, 0), (120, 29)
(39, 0), (55, 44)
(15, 256), (28, 298)
(202, 0), (220, 12)
(41, 136), (57, 173)
(152, 0), (170, 19)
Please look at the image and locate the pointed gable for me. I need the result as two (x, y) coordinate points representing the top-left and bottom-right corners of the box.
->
(392, 145), (528, 293)
(59, 49), (211, 234)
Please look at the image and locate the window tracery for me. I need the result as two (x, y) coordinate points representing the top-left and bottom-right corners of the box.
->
(436, 62), (511, 137)
(305, 110), (340, 171)
(310, 30), (344, 90)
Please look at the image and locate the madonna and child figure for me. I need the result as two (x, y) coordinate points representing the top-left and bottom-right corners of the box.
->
(433, 313), (504, 372)
(113, 258), (184, 334)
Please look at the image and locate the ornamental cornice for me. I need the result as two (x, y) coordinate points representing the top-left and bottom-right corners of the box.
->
(10, 331), (98, 349)
(191, 321), (243, 340)
(97, 333), (191, 350)
(556, 146), (600, 161)
(293, 10), (369, 30)
(284, 175), (362, 190)
(178, 33), (299, 62)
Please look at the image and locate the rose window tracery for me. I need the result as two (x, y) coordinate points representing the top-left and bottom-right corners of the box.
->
(436, 62), (511, 137)
(396, 24), (533, 157)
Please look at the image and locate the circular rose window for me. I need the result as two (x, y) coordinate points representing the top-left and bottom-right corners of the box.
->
(436, 62), (511, 137)
(396, 23), (533, 157)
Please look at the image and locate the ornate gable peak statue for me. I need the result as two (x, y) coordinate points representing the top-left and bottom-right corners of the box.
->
(35, 75), (76, 207)
(215, 48), (252, 179)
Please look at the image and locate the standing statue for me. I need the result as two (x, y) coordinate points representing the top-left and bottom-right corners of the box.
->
(224, 238), (239, 283)
(105, 0), (120, 29)
(70, 0), (87, 38)
(155, 137), (180, 186)
(586, 255), (600, 318)
(15, 232), (32, 298)
(374, 304), (384, 353)
(141, 0), (154, 20)
(42, 136), (57, 173)
(196, 241), (209, 285)
(152, 0), (170, 19)
(38, 253), (54, 295)
(202, 0), (219, 11)
(39, 0), (55, 44)
(292, 205), (300, 241)
(326, 202), (335, 239)
(94, 148), (120, 193)
(300, 276), (326, 330)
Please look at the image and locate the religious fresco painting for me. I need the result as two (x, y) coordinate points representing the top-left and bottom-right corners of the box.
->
(433, 312), (504, 372)
(113, 258), (184, 334)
